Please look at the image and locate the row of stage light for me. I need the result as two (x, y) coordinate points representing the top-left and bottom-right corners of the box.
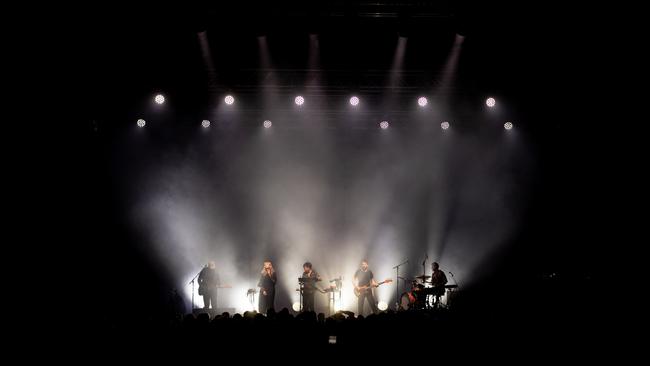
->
(137, 94), (514, 130)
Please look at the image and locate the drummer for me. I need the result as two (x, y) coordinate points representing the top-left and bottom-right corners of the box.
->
(429, 262), (448, 307)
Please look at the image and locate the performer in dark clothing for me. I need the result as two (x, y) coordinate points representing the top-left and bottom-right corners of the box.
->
(429, 262), (448, 307)
(257, 260), (277, 314)
(354, 259), (380, 316)
(300, 262), (321, 312)
(198, 261), (220, 309)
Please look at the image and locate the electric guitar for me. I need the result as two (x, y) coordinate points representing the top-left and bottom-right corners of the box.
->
(354, 278), (393, 297)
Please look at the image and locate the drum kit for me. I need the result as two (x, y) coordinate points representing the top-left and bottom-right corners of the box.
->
(397, 274), (455, 310)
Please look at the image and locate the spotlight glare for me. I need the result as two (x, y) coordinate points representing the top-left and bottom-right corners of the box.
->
(418, 97), (428, 107)
(504, 121), (513, 130)
(263, 120), (272, 128)
(295, 96), (305, 106)
(378, 301), (388, 311)
(201, 120), (210, 128)
(136, 119), (146, 128)
(350, 96), (360, 106)
(224, 95), (235, 105)
(154, 94), (165, 104)
(441, 121), (450, 130)
(486, 97), (496, 107)
(292, 302), (301, 312)
(380, 121), (389, 129)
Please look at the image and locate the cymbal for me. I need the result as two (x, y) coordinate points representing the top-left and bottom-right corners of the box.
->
(414, 275), (431, 280)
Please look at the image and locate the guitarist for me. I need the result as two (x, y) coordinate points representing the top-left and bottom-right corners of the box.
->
(198, 261), (220, 309)
(353, 259), (380, 316)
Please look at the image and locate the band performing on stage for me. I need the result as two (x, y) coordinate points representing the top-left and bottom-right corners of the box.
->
(193, 257), (457, 315)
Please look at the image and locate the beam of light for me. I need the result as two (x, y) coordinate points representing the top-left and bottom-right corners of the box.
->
(441, 121), (450, 130)
(154, 94), (165, 104)
(141, 128), (527, 314)
(380, 121), (389, 129)
(504, 121), (513, 130)
(377, 301), (388, 311)
(436, 33), (464, 95)
(263, 120), (272, 128)
(308, 34), (320, 69)
(294, 96), (305, 106)
(486, 97), (496, 107)
(201, 120), (210, 128)
(307, 33), (321, 88)
(198, 31), (218, 87)
(304, 34), (325, 116)
(130, 103), (532, 315)
(257, 35), (280, 110)
(388, 36), (408, 87)
(418, 97), (428, 107)
(367, 227), (403, 312)
(136, 119), (146, 128)
(224, 95), (235, 105)
(382, 36), (408, 110)
(257, 35), (272, 70)
(350, 96), (360, 106)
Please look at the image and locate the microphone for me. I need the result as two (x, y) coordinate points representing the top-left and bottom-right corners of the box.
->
(448, 271), (454, 276)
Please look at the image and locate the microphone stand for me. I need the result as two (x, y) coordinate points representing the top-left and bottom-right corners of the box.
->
(393, 260), (408, 310)
(422, 255), (428, 308)
(422, 255), (427, 283)
(448, 272), (458, 309)
(188, 268), (203, 311)
(449, 272), (459, 287)
(298, 277), (305, 313)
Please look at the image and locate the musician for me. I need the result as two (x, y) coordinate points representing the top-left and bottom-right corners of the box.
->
(430, 262), (448, 306)
(353, 259), (379, 316)
(257, 260), (277, 314)
(198, 261), (220, 309)
(300, 262), (321, 312)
